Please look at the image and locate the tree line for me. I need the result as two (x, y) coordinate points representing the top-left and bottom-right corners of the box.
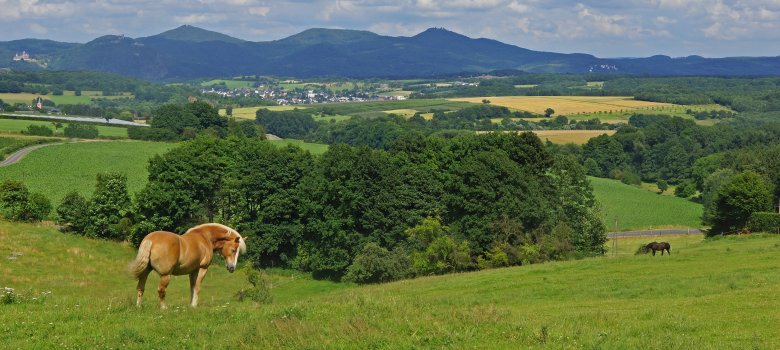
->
(46, 132), (605, 283)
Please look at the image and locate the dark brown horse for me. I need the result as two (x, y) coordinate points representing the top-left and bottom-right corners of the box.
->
(128, 223), (247, 309)
(645, 241), (671, 256)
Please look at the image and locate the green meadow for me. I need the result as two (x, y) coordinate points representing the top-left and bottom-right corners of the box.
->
(0, 118), (129, 138)
(590, 177), (703, 231)
(0, 141), (175, 205)
(1, 220), (778, 348)
(268, 139), (329, 155)
(0, 91), (133, 106)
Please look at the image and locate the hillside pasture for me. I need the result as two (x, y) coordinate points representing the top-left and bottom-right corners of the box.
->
(590, 176), (703, 231)
(0, 118), (129, 138)
(0, 141), (175, 206)
(1, 220), (779, 348)
(268, 139), (329, 155)
(200, 79), (255, 89)
(478, 130), (616, 144)
(0, 91), (132, 106)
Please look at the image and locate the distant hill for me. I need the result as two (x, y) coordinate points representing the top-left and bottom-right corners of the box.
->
(2, 25), (779, 81)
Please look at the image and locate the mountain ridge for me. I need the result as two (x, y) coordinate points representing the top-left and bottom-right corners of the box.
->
(2, 25), (779, 81)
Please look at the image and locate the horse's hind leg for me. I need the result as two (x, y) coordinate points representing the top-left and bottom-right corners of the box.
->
(158, 274), (171, 309)
(135, 268), (151, 307)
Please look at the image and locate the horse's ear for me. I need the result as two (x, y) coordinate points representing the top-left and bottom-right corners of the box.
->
(234, 236), (241, 243)
(242, 236), (249, 242)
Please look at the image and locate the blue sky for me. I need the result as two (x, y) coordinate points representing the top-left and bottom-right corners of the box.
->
(1, 0), (779, 58)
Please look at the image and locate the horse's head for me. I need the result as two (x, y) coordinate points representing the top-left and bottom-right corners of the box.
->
(216, 230), (247, 273)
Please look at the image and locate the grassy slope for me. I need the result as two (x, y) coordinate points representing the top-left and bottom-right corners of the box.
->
(0, 141), (175, 205)
(1, 221), (778, 348)
(0, 118), (129, 138)
(590, 177), (703, 231)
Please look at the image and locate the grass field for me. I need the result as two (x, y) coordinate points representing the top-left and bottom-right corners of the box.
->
(201, 79), (255, 89)
(0, 92), (132, 106)
(590, 177), (703, 231)
(0, 141), (175, 206)
(0, 118), (129, 138)
(1, 220), (778, 348)
(306, 99), (476, 117)
(268, 139), (329, 155)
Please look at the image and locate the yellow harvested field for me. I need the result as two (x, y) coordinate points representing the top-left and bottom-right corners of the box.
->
(220, 105), (309, 120)
(450, 96), (673, 115)
(532, 130), (616, 144)
(478, 130), (616, 144)
(383, 109), (419, 117)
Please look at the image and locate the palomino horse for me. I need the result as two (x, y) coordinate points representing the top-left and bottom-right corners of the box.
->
(645, 241), (671, 256)
(128, 223), (247, 309)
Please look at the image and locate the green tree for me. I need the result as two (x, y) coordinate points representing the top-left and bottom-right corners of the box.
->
(544, 108), (555, 118)
(711, 171), (773, 234)
(86, 172), (132, 240)
(226, 105), (233, 116)
(56, 191), (90, 234)
(343, 242), (410, 284)
(0, 180), (50, 222)
(657, 179), (669, 193)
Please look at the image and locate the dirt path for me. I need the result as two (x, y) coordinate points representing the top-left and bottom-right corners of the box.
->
(0, 142), (65, 167)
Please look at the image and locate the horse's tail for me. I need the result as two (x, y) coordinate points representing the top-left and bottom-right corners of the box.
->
(128, 239), (153, 279)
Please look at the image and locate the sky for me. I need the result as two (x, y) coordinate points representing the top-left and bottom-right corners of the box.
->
(1, 0), (780, 58)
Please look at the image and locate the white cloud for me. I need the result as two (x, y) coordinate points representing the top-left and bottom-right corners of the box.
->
(248, 6), (270, 16)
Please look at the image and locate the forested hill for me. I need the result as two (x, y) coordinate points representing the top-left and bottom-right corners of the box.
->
(2, 25), (780, 80)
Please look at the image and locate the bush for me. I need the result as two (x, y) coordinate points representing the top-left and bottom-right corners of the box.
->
(747, 212), (780, 234)
(23, 125), (53, 136)
(64, 123), (98, 139)
(56, 191), (90, 234)
(85, 173), (132, 240)
(236, 268), (272, 304)
(127, 126), (178, 141)
(674, 180), (696, 198)
(343, 242), (410, 284)
(0, 180), (50, 222)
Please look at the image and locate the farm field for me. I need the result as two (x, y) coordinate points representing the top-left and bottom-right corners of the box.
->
(0, 141), (175, 206)
(1, 220), (778, 348)
(268, 139), (329, 155)
(303, 99), (476, 117)
(201, 79), (255, 89)
(0, 91), (132, 105)
(451, 96), (674, 115)
(532, 130), (616, 144)
(590, 176), (703, 231)
(0, 118), (129, 138)
(219, 106), (310, 120)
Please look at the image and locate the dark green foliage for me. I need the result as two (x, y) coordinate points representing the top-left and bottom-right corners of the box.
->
(583, 134), (629, 177)
(674, 181), (696, 198)
(343, 243), (411, 284)
(406, 217), (472, 275)
(701, 169), (736, 226)
(255, 108), (317, 139)
(657, 179), (669, 193)
(86, 173), (132, 240)
(747, 212), (780, 234)
(127, 126), (178, 141)
(56, 191), (90, 234)
(23, 124), (53, 136)
(150, 101), (227, 137)
(63, 123), (98, 138)
(711, 171), (773, 234)
(0, 180), (50, 222)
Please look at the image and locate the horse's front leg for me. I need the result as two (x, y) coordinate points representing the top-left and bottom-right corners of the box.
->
(158, 274), (171, 309)
(190, 268), (209, 307)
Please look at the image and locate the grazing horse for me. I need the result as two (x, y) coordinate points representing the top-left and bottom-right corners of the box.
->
(645, 241), (671, 256)
(128, 223), (247, 309)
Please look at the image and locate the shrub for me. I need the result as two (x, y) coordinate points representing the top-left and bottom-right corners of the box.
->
(674, 180), (696, 198)
(64, 123), (98, 139)
(85, 172), (132, 240)
(127, 126), (178, 141)
(236, 268), (272, 304)
(0, 180), (50, 222)
(343, 242), (410, 284)
(747, 212), (780, 234)
(23, 125), (53, 136)
(56, 191), (90, 234)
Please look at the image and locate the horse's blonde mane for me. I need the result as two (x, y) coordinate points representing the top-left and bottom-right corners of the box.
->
(187, 223), (246, 253)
